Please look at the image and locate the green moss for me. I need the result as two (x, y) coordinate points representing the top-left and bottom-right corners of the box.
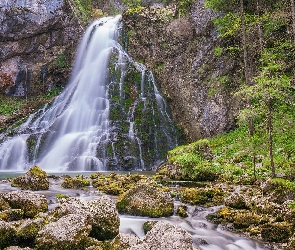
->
(61, 175), (90, 189)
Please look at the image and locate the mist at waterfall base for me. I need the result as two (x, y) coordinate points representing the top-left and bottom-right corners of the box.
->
(0, 16), (177, 172)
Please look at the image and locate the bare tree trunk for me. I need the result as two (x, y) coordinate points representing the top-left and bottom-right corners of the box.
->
(256, 0), (264, 52)
(267, 100), (275, 177)
(240, 0), (250, 85)
(291, 0), (295, 44)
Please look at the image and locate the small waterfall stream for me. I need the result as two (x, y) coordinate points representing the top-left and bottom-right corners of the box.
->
(0, 16), (177, 171)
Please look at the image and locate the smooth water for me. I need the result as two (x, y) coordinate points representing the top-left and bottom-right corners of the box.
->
(0, 16), (177, 171)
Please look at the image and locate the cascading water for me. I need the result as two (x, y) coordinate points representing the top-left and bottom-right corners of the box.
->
(0, 16), (178, 172)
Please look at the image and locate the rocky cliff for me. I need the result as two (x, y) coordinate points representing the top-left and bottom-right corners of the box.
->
(122, 0), (243, 142)
(0, 0), (83, 97)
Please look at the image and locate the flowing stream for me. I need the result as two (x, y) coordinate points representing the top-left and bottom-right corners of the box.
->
(0, 16), (177, 171)
(0, 177), (270, 250)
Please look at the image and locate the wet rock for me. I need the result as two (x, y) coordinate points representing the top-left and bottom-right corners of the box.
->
(144, 221), (193, 250)
(116, 182), (174, 217)
(224, 193), (248, 209)
(2, 191), (48, 218)
(11, 166), (49, 191)
(16, 218), (45, 246)
(143, 221), (157, 234)
(0, 209), (24, 221)
(261, 222), (293, 243)
(61, 175), (90, 189)
(110, 233), (143, 250)
(88, 196), (120, 240)
(35, 213), (92, 250)
(176, 204), (188, 217)
(181, 187), (224, 206)
(0, 220), (17, 249)
(127, 242), (150, 250)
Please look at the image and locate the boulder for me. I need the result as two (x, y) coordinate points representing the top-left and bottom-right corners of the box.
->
(261, 222), (293, 243)
(35, 213), (92, 250)
(88, 196), (120, 240)
(0, 209), (24, 221)
(224, 193), (248, 209)
(116, 182), (174, 217)
(144, 221), (193, 250)
(52, 196), (120, 240)
(2, 191), (48, 218)
(110, 233), (143, 250)
(11, 166), (49, 191)
(16, 218), (45, 245)
(0, 220), (17, 249)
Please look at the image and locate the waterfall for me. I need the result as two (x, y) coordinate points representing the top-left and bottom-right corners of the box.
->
(0, 16), (177, 172)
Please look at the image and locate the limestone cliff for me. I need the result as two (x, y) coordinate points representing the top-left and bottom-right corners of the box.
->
(122, 0), (243, 142)
(0, 0), (83, 97)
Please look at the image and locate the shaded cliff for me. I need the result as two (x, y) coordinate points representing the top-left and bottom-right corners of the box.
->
(0, 0), (83, 97)
(122, 0), (243, 142)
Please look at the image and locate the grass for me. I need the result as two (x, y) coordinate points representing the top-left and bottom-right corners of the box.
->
(167, 105), (295, 183)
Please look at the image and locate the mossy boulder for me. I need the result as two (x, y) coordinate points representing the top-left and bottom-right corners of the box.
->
(116, 182), (174, 217)
(143, 221), (157, 234)
(0, 196), (11, 210)
(176, 205), (188, 218)
(110, 233), (143, 250)
(16, 218), (45, 246)
(2, 191), (48, 218)
(224, 193), (248, 209)
(0, 209), (24, 221)
(92, 172), (146, 195)
(181, 187), (224, 206)
(88, 196), (120, 241)
(11, 166), (49, 191)
(144, 221), (193, 250)
(232, 211), (261, 229)
(52, 196), (120, 241)
(0, 220), (17, 249)
(261, 222), (293, 243)
(61, 175), (90, 189)
(35, 213), (92, 250)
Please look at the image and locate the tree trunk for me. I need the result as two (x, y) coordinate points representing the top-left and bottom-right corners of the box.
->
(291, 0), (295, 44)
(256, 0), (264, 52)
(267, 100), (275, 177)
(240, 0), (250, 85)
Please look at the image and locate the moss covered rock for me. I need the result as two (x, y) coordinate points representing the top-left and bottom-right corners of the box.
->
(0, 209), (24, 221)
(224, 193), (248, 209)
(181, 187), (224, 206)
(35, 213), (92, 250)
(116, 182), (174, 217)
(176, 205), (188, 218)
(52, 196), (120, 241)
(110, 233), (143, 250)
(0, 220), (17, 249)
(261, 222), (293, 243)
(11, 166), (49, 191)
(16, 218), (45, 246)
(2, 191), (48, 218)
(144, 221), (193, 250)
(61, 175), (90, 189)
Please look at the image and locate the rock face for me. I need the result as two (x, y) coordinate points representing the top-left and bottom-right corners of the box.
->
(116, 182), (174, 217)
(122, 2), (242, 141)
(0, 0), (83, 97)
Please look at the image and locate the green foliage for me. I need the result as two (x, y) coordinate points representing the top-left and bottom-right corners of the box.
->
(56, 193), (70, 199)
(123, 0), (142, 9)
(176, 0), (194, 16)
(56, 53), (67, 68)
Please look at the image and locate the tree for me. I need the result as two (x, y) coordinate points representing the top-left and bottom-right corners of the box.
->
(236, 49), (293, 177)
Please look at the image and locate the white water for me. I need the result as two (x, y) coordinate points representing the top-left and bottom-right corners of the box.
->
(0, 16), (121, 171)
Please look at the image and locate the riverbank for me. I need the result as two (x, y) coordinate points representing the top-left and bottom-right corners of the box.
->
(0, 168), (283, 249)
